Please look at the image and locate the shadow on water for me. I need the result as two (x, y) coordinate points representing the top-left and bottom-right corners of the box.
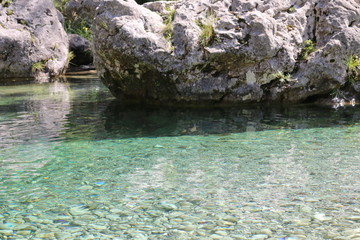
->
(2, 76), (360, 143)
(100, 100), (360, 139)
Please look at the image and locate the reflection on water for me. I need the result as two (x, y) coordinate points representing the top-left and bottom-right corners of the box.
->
(0, 76), (359, 239)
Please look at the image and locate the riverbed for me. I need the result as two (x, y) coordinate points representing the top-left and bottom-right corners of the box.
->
(0, 75), (359, 240)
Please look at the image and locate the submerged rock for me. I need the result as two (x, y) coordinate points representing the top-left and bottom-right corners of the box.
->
(93, 0), (360, 105)
(0, 0), (69, 80)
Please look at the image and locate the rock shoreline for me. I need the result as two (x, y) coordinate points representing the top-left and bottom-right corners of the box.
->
(0, 0), (360, 105)
(93, 0), (360, 105)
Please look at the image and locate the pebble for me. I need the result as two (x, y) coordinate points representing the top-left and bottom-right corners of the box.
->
(78, 185), (93, 190)
(35, 232), (55, 238)
(160, 202), (178, 211)
(251, 234), (268, 239)
(0, 230), (13, 235)
(231, 234), (247, 239)
(13, 224), (33, 230)
(89, 224), (107, 230)
(178, 224), (196, 231)
(223, 215), (238, 223)
(313, 213), (332, 221)
(106, 214), (120, 220)
(55, 232), (72, 240)
(259, 228), (272, 236)
(17, 230), (31, 236)
(210, 234), (225, 239)
(0, 223), (14, 230)
(215, 230), (228, 236)
(347, 216), (360, 221)
(69, 206), (90, 216)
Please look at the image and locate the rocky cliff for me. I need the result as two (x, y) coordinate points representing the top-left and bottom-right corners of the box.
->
(93, 0), (360, 105)
(0, 0), (69, 80)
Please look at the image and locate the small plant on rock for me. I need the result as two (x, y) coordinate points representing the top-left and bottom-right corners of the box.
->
(1, 0), (12, 7)
(345, 55), (360, 84)
(31, 61), (45, 73)
(300, 39), (315, 60)
(196, 17), (216, 47)
(162, 5), (176, 42)
(67, 51), (75, 65)
(53, 0), (69, 12)
(6, 9), (13, 15)
(271, 71), (296, 84)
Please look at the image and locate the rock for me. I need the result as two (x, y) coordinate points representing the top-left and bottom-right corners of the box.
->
(68, 34), (93, 66)
(69, 206), (90, 216)
(347, 216), (360, 221)
(313, 213), (332, 222)
(0, 0), (69, 80)
(77, 184), (94, 190)
(64, 0), (102, 25)
(160, 202), (178, 211)
(0, 223), (14, 230)
(55, 232), (72, 240)
(89, 224), (107, 230)
(93, 0), (360, 105)
(251, 234), (268, 239)
(215, 230), (228, 236)
(223, 215), (238, 223)
(35, 232), (55, 238)
(0, 229), (13, 235)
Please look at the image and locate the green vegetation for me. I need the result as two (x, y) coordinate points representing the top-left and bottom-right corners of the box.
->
(6, 9), (13, 15)
(196, 18), (215, 47)
(300, 39), (315, 60)
(19, 19), (27, 25)
(65, 20), (92, 40)
(271, 71), (296, 84)
(287, 6), (295, 13)
(53, 0), (92, 40)
(67, 51), (75, 65)
(1, 0), (12, 7)
(31, 61), (45, 73)
(162, 6), (175, 42)
(345, 55), (360, 84)
(53, 0), (69, 12)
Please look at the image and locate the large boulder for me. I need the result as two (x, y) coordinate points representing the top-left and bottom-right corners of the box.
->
(93, 0), (360, 105)
(0, 0), (69, 80)
(64, 0), (102, 24)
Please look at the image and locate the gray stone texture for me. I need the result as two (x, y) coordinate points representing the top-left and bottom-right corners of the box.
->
(0, 0), (69, 80)
(92, 0), (360, 104)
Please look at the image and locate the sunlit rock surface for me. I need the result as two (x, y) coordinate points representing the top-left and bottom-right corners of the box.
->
(0, 0), (69, 80)
(93, 0), (360, 105)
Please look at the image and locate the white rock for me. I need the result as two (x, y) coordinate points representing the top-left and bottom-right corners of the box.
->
(89, 224), (107, 230)
(55, 232), (72, 240)
(69, 206), (90, 216)
(251, 234), (268, 239)
(347, 216), (360, 221)
(313, 213), (332, 222)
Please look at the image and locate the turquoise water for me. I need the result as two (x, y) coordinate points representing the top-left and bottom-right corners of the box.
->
(0, 76), (359, 240)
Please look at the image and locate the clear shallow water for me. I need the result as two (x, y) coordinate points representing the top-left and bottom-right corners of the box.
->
(0, 76), (359, 240)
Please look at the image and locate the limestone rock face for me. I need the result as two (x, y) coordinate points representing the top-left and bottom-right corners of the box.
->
(93, 0), (360, 105)
(0, 0), (69, 80)
(64, 0), (102, 24)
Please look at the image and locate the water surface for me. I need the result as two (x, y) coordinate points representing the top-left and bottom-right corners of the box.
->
(0, 76), (359, 240)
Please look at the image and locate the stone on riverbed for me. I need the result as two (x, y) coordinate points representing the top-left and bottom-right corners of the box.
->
(93, 0), (360, 105)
